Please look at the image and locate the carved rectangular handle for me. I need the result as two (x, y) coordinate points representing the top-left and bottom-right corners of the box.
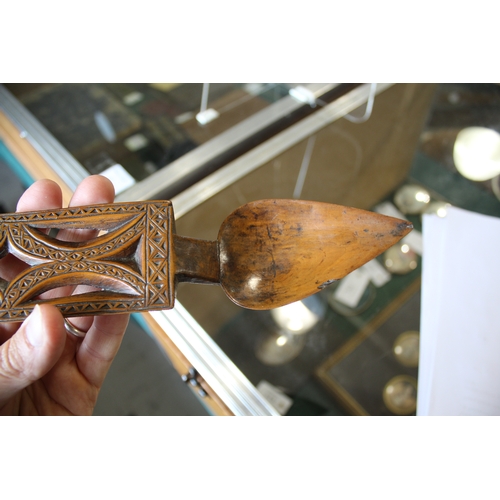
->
(0, 201), (175, 322)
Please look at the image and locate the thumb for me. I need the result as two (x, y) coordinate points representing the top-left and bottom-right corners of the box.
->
(0, 305), (66, 406)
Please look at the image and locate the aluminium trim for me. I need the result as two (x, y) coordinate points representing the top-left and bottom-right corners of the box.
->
(0, 85), (88, 190)
(117, 83), (340, 201)
(150, 304), (280, 416)
(171, 83), (394, 217)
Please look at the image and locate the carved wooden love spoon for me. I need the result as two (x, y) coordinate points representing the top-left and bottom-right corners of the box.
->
(0, 199), (412, 322)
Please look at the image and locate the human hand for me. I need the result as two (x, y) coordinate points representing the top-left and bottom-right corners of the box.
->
(0, 175), (129, 415)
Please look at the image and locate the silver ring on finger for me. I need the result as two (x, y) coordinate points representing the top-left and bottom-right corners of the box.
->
(64, 318), (87, 338)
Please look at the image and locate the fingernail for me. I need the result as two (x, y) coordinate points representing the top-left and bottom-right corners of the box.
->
(25, 305), (44, 347)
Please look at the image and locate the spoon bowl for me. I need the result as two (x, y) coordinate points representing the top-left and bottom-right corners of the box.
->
(218, 199), (412, 309)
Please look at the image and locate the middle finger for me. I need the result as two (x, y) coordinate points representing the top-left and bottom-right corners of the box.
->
(50, 176), (116, 331)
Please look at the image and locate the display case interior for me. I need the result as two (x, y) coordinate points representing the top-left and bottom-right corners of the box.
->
(3, 83), (350, 198)
(2, 83), (499, 415)
(172, 83), (500, 415)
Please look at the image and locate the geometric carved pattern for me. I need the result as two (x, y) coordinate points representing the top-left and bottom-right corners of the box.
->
(0, 201), (175, 322)
(146, 203), (173, 307)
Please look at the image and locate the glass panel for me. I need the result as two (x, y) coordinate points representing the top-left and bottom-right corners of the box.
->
(4, 83), (292, 184)
(174, 83), (500, 415)
(5, 82), (499, 415)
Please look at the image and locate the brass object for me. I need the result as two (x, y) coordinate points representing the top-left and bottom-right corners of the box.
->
(316, 281), (421, 416)
(255, 330), (308, 366)
(383, 242), (418, 275)
(423, 201), (451, 218)
(393, 331), (420, 368)
(382, 375), (418, 415)
(394, 184), (431, 214)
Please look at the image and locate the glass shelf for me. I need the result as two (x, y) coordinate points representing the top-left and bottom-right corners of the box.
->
(2, 83), (352, 200)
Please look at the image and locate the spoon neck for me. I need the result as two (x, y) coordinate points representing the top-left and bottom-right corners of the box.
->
(173, 234), (220, 285)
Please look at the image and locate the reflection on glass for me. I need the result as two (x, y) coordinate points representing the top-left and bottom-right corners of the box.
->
(382, 375), (418, 415)
(453, 127), (500, 181)
(394, 184), (431, 214)
(255, 330), (308, 366)
(270, 298), (323, 334)
(276, 335), (287, 347)
(383, 242), (418, 275)
(325, 280), (376, 317)
(12, 83), (293, 187)
(423, 201), (451, 218)
(393, 331), (420, 367)
(492, 175), (500, 201)
(256, 296), (326, 366)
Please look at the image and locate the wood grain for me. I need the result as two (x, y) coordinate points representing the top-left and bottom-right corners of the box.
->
(0, 198), (411, 320)
(0, 200), (175, 322)
(218, 199), (412, 309)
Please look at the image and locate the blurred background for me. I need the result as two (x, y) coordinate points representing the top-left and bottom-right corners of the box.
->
(1, 83), (499, 415)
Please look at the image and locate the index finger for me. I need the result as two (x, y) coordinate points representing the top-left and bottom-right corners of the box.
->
(56, 175), (115, 243)
(0, 180), (64, 343)
(16, 179), (63, 212)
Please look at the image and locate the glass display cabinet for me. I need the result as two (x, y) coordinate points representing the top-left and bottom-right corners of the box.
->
(2, 82), (499, 415)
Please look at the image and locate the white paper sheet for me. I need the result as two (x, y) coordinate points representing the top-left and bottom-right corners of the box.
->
(418, 206), (500, 415)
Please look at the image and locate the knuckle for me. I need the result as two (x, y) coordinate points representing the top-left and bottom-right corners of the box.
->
(0, 343), (27, 381)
